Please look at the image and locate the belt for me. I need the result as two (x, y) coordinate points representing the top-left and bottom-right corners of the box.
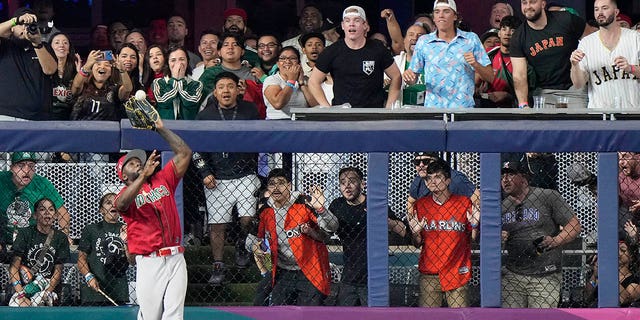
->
(145, 246), (184, 258)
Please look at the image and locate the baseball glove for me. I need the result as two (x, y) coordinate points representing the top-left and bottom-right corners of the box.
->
(124, 90), (160, 130)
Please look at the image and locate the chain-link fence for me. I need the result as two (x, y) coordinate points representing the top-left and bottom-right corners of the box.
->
(0, 150), (634, 308)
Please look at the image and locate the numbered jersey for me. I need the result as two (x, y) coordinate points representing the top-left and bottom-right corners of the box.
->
(71, 84), (122, 121)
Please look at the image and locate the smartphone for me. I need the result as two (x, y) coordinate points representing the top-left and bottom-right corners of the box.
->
(260, 239), (270, 253)
(100, 50), (114, 61)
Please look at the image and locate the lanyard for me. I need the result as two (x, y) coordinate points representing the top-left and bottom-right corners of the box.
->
(217, 105), (238, 121)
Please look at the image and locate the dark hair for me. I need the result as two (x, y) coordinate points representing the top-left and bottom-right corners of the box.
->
(339, 166), (364, 181)
(257, 33), (281, 45)
(213, 71), (240, 87)
(426, 158), (451, 179)
(99, 192), (116, 207)
(125, 28), (146, 41)
(279, 46), (300, 60)
(500, 15), (522, 29)
(200, 28), (220, 40)
(218, 33), (244, 51)
(49, 32), (78, 84)
(34, 197), (55, 213)
(267, 168), (291, 183)
(142, 44), (167, 89)
(166, 45), (193, 76)
(117, 43), (142, 91)
(414, 152), (439, 159)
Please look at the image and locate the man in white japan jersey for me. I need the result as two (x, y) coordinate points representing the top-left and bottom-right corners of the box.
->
(570, 0), (640, 109)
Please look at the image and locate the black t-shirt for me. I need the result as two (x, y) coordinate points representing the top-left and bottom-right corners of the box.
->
(70, 84), (122, 121)
(315, 39), (394, 108)
(510, 11), (585, 90)
(195, 99), (259, 179)
(0, 38), (55, 120)
(329, 196), (398, 285)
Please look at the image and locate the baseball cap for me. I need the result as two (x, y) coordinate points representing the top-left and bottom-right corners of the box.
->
(299, 32), (325, 47)
(11, 152), (36, 164)
(501, 161), (529, 175)
(116, 149), (147, 181)
(342, 5), (367, 21)
(433, 0), (457, 13)
(617, 13), (633, 27)
(567, 163), (594, 186)
(481, 29), (499, 43)
(224, 8), (248, 22)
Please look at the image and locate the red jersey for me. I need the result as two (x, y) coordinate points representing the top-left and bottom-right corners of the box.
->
(414, 194), (472, 291)
(258, 202), (331, 295)
(116, 160), (182, 255)
(487, 49), (513, 94)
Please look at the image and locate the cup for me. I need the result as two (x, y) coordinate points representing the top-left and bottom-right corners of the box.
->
(556, 96), (569, 108)
(533, 96), (546, 109)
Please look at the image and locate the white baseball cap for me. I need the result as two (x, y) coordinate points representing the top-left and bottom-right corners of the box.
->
(342, 5), (367, 21)
(433, 0), (457, 13)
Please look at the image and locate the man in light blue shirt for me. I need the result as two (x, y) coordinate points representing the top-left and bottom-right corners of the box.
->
(403, 0), (493, 108)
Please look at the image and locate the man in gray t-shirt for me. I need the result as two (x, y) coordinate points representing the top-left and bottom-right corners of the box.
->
(500, 161), (581, 308)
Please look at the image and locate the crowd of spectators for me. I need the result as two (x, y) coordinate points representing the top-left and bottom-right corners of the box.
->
(0, 0), (640, 311)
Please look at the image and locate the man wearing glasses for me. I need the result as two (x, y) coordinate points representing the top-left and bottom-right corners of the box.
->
(0, 152), (71, 257)
(251, 34), (281, 82)
(407, 152), (477, 216)
(500, 161), (581, 308)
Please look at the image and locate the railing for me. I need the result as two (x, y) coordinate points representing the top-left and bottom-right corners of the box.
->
(0, 118), (635, 311)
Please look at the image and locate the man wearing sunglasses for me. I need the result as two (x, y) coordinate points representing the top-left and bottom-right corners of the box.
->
(407, 152), (477, 216)
(500, 161), (581, 308)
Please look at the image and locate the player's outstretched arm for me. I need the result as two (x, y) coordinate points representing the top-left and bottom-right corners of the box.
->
(154, 118), (192, 178)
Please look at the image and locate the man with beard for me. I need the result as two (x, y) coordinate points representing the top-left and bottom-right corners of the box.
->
(0, 152), (71, 252)
(618, 152), (640, 214)
(510, 0), (586, 108)
(310, 5), (401, 108)
(251, 34), (281, 82)
(167, 15), (201, 69)
(329, 167), (406, 306)
(282, 5), (332, 66)
(222, 8), (259, 67)
(0, 7), (56, 120)
(403, 0), (493, 109)
(478, 16), (524, 108)
(500, 161), (581, 308)
(114, 117), (192, 320)
(570, 0), (640, 109)
(108, 21), (129, 51)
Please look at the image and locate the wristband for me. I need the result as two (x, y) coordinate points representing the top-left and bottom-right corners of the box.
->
(470, 222), (478, 229)
(631, 65), (636, 74)
(11, 280), (20, 287)
(285, 81), (296, 89)
(79, 67), (90, 77)
(518, 102), (529, 108)
(32, 43), (44, 49)
(316, 206), (326, 214)
(16, 291), (26, 299)
(261, 271), (269, 278)
(11, 18), (18, 26)
(590, 280), (597, 287)
(84, 273), (95, 283)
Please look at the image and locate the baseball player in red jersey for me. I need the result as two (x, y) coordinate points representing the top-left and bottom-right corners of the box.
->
(408, 158), (478, 308)
(114, 118), (192, 320)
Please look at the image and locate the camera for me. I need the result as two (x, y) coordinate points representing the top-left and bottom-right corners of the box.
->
(26, 23), (39, 35)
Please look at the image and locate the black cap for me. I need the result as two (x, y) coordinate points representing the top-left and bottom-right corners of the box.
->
(501, 161), (530, 175)
(414, 152), (439, 159)
(480, 29), (499, 43)
(299, 32), (325, 47)
(13, 7), (36, 19)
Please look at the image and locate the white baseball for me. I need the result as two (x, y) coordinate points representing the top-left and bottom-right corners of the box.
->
(134, 90), (146, 100)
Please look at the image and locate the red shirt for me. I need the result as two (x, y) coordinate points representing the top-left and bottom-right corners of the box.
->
(414, 194), (472, 291)
(116, 160), (182, 255)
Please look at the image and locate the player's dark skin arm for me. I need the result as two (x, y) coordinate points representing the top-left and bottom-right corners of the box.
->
(154, 118), (192, 178)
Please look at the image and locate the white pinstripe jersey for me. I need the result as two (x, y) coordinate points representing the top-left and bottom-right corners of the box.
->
(577, 28), (640, 109)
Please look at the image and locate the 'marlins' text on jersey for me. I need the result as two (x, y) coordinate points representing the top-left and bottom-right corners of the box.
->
(422, 218), (466, 232)
(590, 65), (638, 86)
(135, 185), (170, 208)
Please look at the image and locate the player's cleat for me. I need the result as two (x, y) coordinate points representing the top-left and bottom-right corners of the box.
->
(235, 239), (251, 269)
(208, 262), (225, 285)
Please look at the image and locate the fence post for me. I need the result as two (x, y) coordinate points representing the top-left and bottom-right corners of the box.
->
(597, 152), (619, 307)
(367, 152), (390, 306)
(480, 152), (502, 307)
